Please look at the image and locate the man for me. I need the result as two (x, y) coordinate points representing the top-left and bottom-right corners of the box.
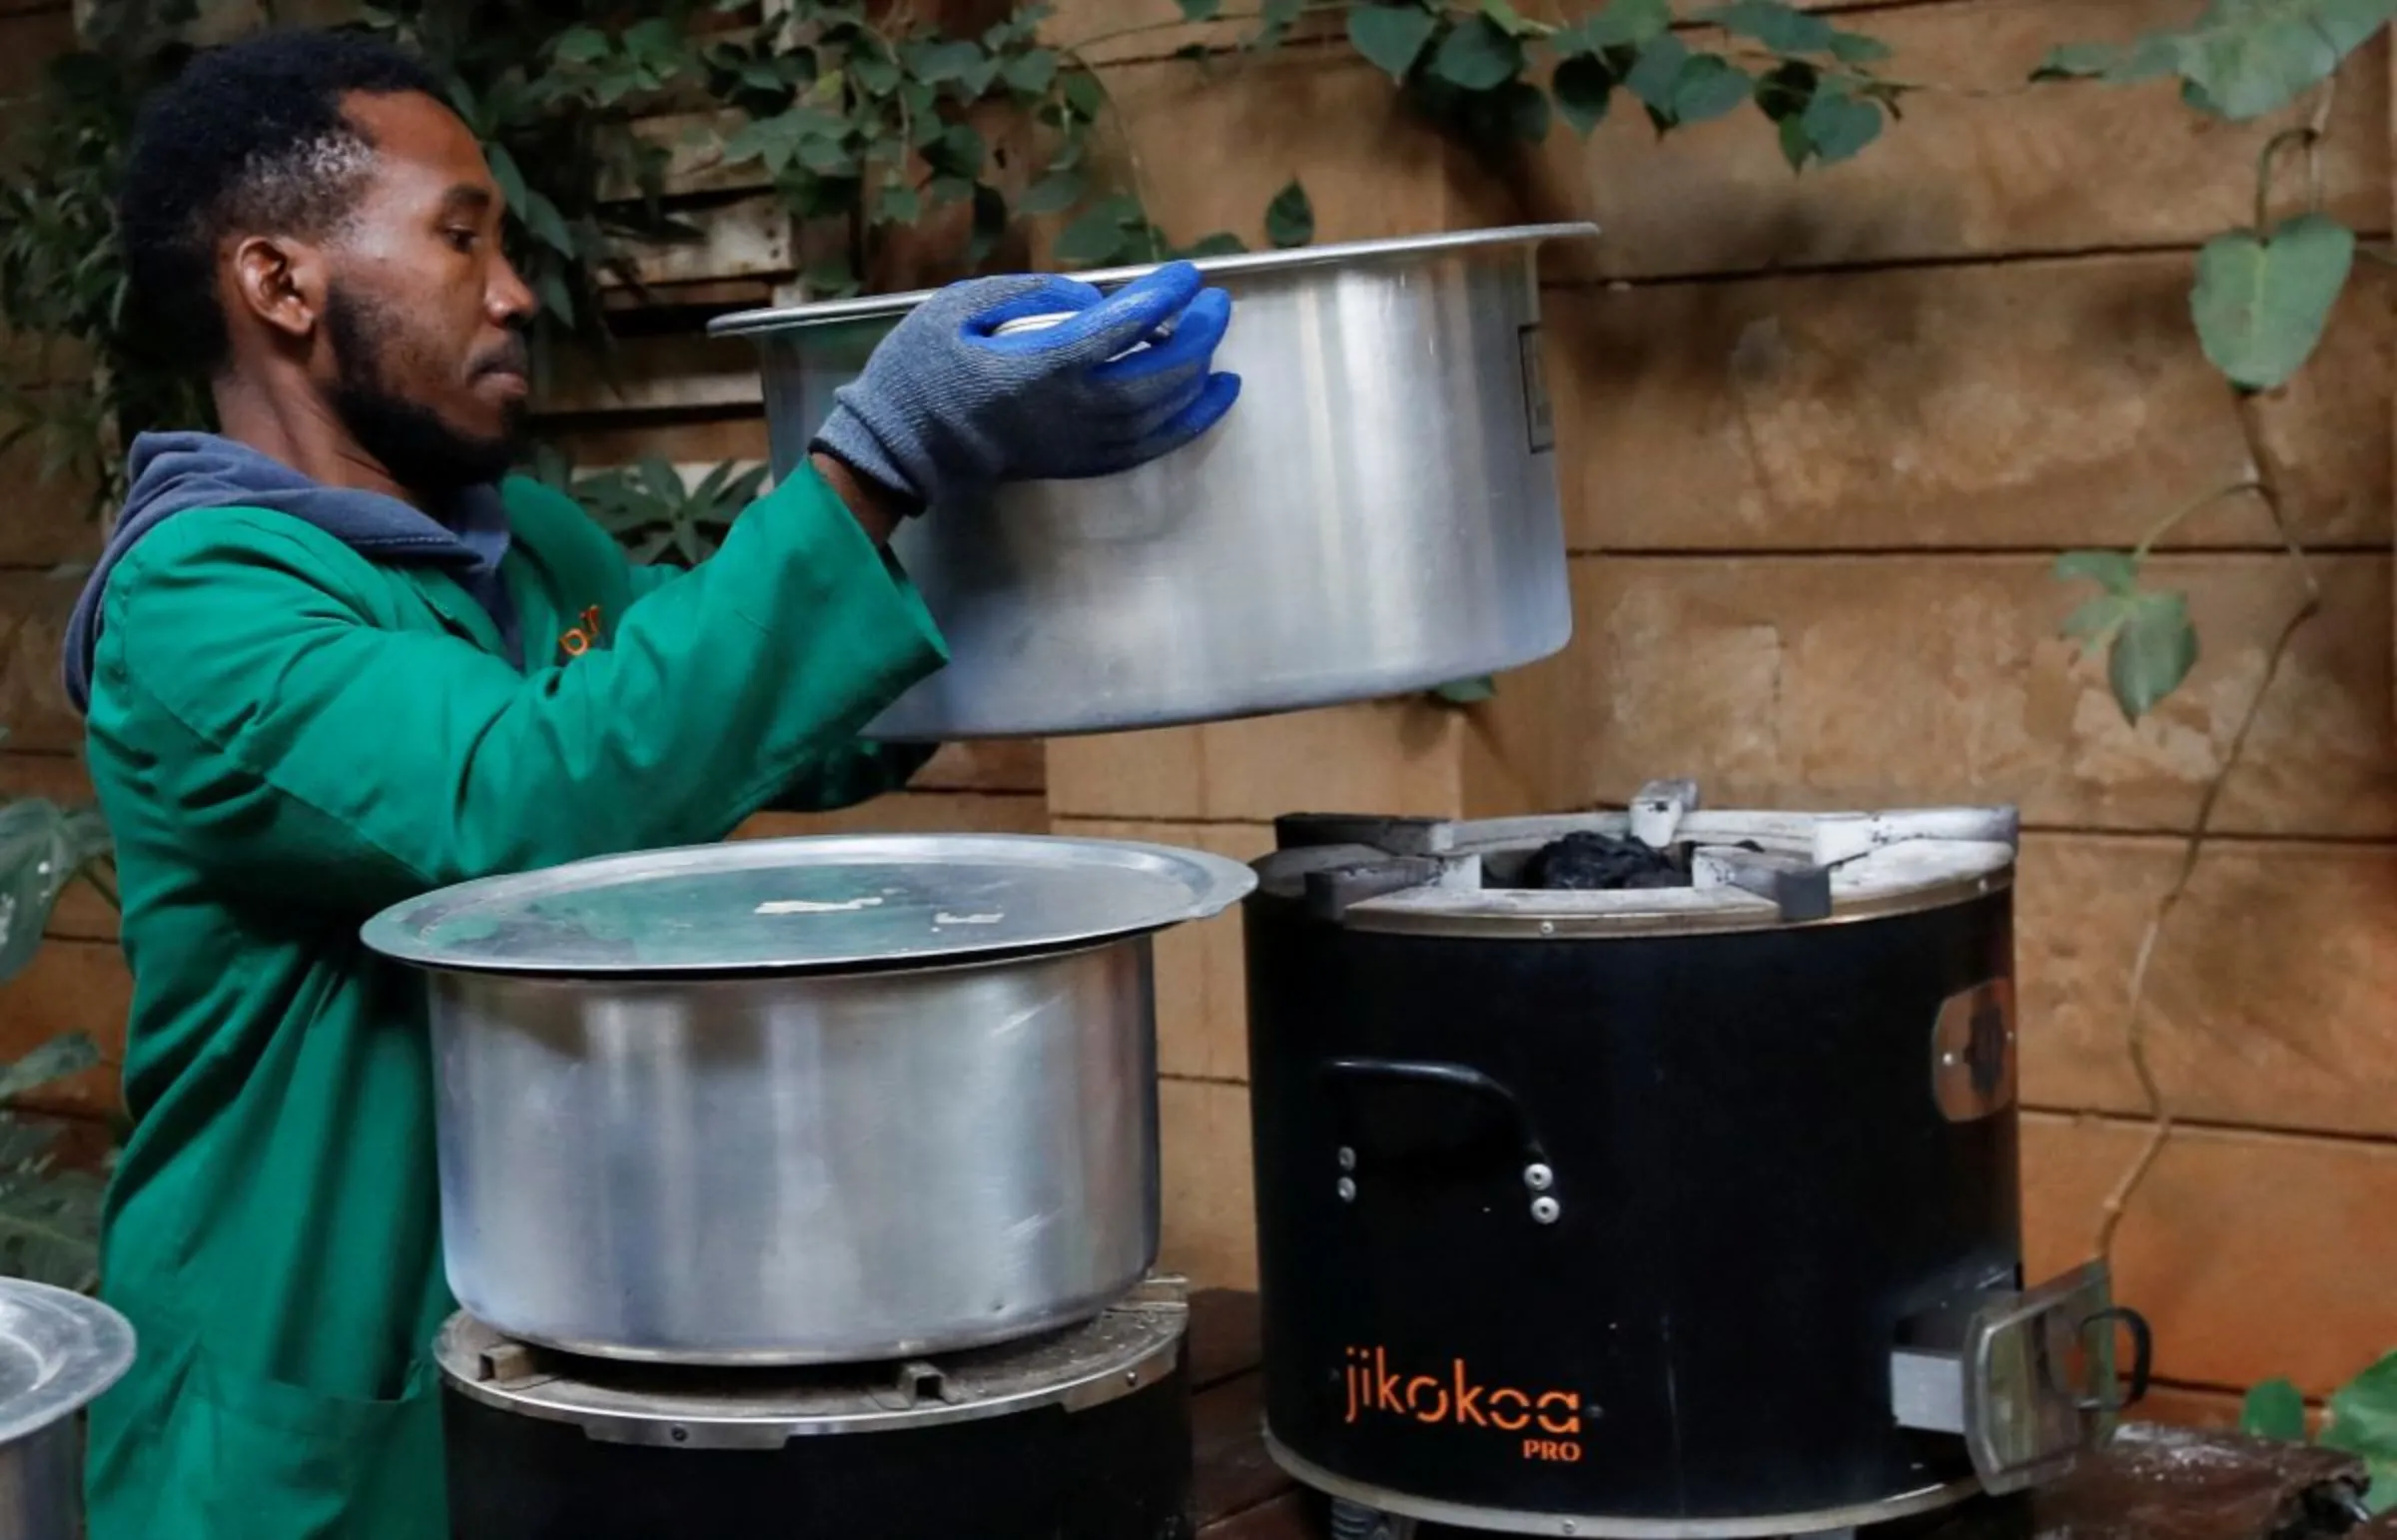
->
(61, 26), (1236, 1540)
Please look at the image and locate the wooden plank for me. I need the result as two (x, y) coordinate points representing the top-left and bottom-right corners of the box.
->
(1478, 553), (2394, 839)
(1548, 254), (2394, 552)
(1523, 0), (2391, 283)
(1046, 705), (1465, 824)
(2018, 834), (2397, 1141)
(534, 333), (763, 416)
(1161, 1077), (1257, 1292)
(1191, 1374), (1289, 1529)
(0, 407), (103, 568)
(607, 111), (773, 203)
(547, 413), (772, 472)
(736, 790), (1047, 839)
(1073, 45), (1516, 262)
(0, 568), (88, 754)
(604, 197), (794, 290)
(1187, 1288), (1263, 1391)
(1052, 819), (1272, 1081)
(2023, 1114), (2397, 1398)
(0, 936), (124, 1118)
(1198, 1491), (1312, 1540)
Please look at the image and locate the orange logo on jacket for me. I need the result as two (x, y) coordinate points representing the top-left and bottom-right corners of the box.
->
(1341, 1346), (1592, 1463)
(557, 604), (606, 658)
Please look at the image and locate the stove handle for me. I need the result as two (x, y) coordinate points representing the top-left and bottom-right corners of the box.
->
(2079, 1304), (2152, 1413)
(1317, 1058), (1561, 1224)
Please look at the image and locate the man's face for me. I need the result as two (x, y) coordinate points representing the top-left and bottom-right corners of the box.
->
(313, 91), (536, 495)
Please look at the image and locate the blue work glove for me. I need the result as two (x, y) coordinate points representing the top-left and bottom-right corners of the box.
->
(810, 261), (1239, 512)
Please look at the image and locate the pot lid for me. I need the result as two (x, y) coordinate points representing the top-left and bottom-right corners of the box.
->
(0, 1278), (136, 1445)
(434, 1284), (1188, 1446)
(706, 221), (1600, 335)
(361, 833), (1257, 977)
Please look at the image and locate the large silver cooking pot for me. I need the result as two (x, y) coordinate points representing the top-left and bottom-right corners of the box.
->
(0, 1279), (134, 1540)
(707, 223), (1597, 741)
(362, 833), (1255, 1366)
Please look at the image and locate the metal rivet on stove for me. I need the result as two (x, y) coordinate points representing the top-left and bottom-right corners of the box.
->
(1337, 1146), (1356, 1171)
(1539, 921), (1556, 936)
(1524, 1163), (1554, 1192)
(1530, 1196), (1561, 1224)
(1337, 1177), (1357, 1203)
(670, 1426), (689, 1444)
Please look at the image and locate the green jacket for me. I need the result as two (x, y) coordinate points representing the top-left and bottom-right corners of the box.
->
(77, 464), (947, 1539)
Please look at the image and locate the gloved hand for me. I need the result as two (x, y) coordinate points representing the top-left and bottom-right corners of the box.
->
(810, 261), (1239, 512)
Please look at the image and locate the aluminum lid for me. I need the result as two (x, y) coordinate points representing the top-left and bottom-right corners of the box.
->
(360, 832), (1257, 977)
(706, 221), (1600, 336)
(0, 1278), (136, 1446)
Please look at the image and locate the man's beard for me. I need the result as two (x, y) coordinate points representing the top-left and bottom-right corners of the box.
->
(325, 285), (527, 502)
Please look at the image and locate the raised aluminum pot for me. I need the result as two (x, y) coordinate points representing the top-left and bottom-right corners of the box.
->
(0, 1279), (136, 1540)
(362, 833), (1256, 1366)
(708, 222), (1598, 741)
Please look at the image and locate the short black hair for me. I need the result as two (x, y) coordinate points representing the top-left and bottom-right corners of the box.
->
(115, 28), (448, 377)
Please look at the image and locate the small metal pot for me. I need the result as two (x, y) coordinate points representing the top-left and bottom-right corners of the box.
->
(0, 1279), (136, 1540)
(363, 833), (1255, 1367)
(708, 223), (1599, 742)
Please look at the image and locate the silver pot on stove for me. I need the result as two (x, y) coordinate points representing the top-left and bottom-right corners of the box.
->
(362, 832), (1255, 1366)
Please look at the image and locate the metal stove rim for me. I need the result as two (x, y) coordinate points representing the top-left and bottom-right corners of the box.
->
(434, 1282), (1190, 1450)
(1264, 1433), (1985, 1539)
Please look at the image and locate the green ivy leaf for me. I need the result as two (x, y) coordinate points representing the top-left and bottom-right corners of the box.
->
(1430, 15), (1525, 90)
(2191, 213), (2356, 390)
(1553, 54), (1617, 134)
(1755, 58), (1819, 120)
(929, 122), (988, 178)
(521, 192), (575, 258)
(969, 184), (1011, 265)
(1265, 177), (1315, 247)
(1555, 0), (1672, 52)
(1800, 86), (1883, 163)
(1482, 0), (1538, 36)
(1698, 0), (1835, 54)
(2054, 549), (2141, 595)
(553, 26), (609, 65)
(1828, 31), (1894, 64)
(1624, 32), (1691, 113)
(1500, 78), (1552, 140)
(1063, 69), (1109, 119)
(2323, 1351), (2397, 1474)
(905, 39), (986, 84)
(1020, 169), (1085, 216)
(851, 52), (902, 94)
(1178, 0), (1223, 16)
(1778, 113), (1814, 168)
(2036, 0), (2397, 120)
(1174, 232), (1249, 258)
(2240, 1378), (2308, 1442)
(1057, 204), (1136, 264)
(1004, 49), (1060, 93)
(1674, 56), (1753, 122)
(2108, 589), (2199, 721)
(877, 183), (922, 225)
(1348, 4), (1439, 81)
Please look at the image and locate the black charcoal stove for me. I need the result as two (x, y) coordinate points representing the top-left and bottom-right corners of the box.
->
(1238, 783), (2151, 1538)
(436, 1276), (1198, 1539)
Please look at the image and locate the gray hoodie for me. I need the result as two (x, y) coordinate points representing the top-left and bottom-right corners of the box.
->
(61, 430), (522, 713)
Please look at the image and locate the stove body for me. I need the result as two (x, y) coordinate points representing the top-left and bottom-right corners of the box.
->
(1241, 793), (2144, 1537)
(438, 1281), (1197, 1540)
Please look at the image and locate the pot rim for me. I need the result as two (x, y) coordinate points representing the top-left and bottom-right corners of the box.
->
(704, 220), (1600, 337)
(360, 831), (1256, 979)
(0, 1278), (137, 1446)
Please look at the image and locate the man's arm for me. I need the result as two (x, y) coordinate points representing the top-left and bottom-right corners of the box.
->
(88, 459), (946, 916)
(603, 452), (942, 812)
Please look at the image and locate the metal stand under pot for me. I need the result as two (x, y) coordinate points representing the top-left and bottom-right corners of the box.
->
(360, 832), (1263, 1540)
(1235, 785), (2153, 1539)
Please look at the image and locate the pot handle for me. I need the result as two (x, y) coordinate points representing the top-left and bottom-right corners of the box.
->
(2080, 1305), (2153, 1413)
(1316, 1058), (1561, 1224)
